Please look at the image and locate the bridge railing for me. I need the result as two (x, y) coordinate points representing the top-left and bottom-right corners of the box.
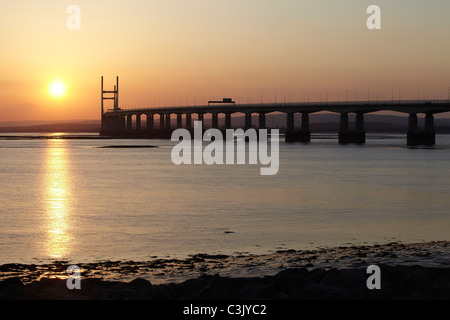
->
(105, 99), (450, 114)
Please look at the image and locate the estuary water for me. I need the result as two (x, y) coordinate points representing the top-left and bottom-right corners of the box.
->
(0, 133), (449, 264)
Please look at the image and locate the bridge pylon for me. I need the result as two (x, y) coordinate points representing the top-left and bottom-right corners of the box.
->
(100, 76), (124, 136)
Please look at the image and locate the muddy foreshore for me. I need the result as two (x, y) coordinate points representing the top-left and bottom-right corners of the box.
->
(1, 241), (449, 300)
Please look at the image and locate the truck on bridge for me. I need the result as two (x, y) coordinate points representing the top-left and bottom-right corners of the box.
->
(208, 98), (235, 105)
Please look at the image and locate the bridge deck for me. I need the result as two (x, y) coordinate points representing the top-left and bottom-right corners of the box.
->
(104, 99), (450, 117)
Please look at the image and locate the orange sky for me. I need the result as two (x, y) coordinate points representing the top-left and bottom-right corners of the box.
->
(1, 0), (450, 121)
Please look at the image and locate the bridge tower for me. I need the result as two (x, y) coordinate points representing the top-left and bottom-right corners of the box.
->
(101, 76), (119, 126)
(100, 76), (124, 136)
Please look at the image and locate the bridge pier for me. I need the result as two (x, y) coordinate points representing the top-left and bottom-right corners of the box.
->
(407, 113), (435, 145)
(245, 113), (252, 130)
(356, 112), (365, 132)
(285, 112), (311, 142)
(145, 114), (158, 138)
(408, 113), (418, 132)
(101, 115), (125, 136)
(302, 113), (310, 132)
(426, 113), (435, 133)
(127, 114), (133, 133)
(286, 113), (294, 132)
(259, 113), (266, 130)
(159, 114), (165, 130)
(136, 114), (141, 131)
(195, 113), (206, 135)
(118, 115), (126, 134)
(225, 113), (232, 129)
(147, 114), (154, 130)
(340, 113), (349, 132)
(186, 114), (192, 130)
(177, 114), (183, 129)
(339, 112), (366, 144)
(165, 114), (171, 130)
(212, 113), (219, 129)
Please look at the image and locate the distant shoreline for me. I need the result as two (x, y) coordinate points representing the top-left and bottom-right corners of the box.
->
(0, 134), (110, 140)
(1, 132), (450, 141)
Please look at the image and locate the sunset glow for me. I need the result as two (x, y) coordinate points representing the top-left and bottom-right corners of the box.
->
(0, 1), (450, 122)
(49, 81), (67, 99)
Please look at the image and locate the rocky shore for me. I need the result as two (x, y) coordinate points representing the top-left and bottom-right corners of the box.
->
(1, 241), (449, 300)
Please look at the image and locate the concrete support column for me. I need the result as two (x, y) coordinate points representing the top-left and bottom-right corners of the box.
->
(103, 116), (111, 135)
(286, 113), (294, 132)
(165, 114), (171, 130)
(136, 114), (141, 131)
(121, 116), (126, 132)
(259, 113), (266, 130)
(177, 114), (183, 129)
(119, 116), (126, 133)
(186, 114), (192, 130)
(245, 113), (252, 130)
(285, 112), (311, 142)
(408, 113), (435, 145)
(356, 113), (365, 132)
(212, 113), (219, 129)
(147, 114), (154, 130)
(301, 113), (309, 131)
(340, 113), (349, 132)
(225, 113), (232, 129)
(111, 116), (120, 134)
(408, 113), (418, 132)
(159, 114), (164, 130)
(339, 112), (365, 143)
(425, 113), (434, 133)
(102, 116), (109, 134)
(127, 114), (132, 132)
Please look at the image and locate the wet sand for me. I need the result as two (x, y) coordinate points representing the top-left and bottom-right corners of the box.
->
(1, 241), (449, 299)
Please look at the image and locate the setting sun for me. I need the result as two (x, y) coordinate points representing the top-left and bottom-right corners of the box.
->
(49, 81), (66, 98)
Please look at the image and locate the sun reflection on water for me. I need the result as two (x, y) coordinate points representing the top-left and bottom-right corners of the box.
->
(44, 139), (72, 259)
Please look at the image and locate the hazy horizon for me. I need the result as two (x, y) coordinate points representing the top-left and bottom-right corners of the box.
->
(2, 1), (450, 122)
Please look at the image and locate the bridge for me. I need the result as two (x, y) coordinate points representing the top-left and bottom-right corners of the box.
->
(99, 77), (450, 145)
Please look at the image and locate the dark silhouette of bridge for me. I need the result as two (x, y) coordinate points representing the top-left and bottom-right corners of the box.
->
(100, 77), (450, 145)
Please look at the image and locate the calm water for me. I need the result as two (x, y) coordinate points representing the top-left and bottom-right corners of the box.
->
(0, 133), (449, 264)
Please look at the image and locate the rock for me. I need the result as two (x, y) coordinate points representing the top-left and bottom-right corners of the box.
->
(276, 249), (296, 254)
(309, 268), (327, 283)
(274, 268), (311, 296)
(1, 277), (23, 286)
(240, 282), (277, 299)
(149, 285), (172, 300)
(0, 264), (19, 272)
(304, 283), (342, 299)
(128, 278), (152, 288)
(1, 264), (449, 300)
(0, 277), (24, 300)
